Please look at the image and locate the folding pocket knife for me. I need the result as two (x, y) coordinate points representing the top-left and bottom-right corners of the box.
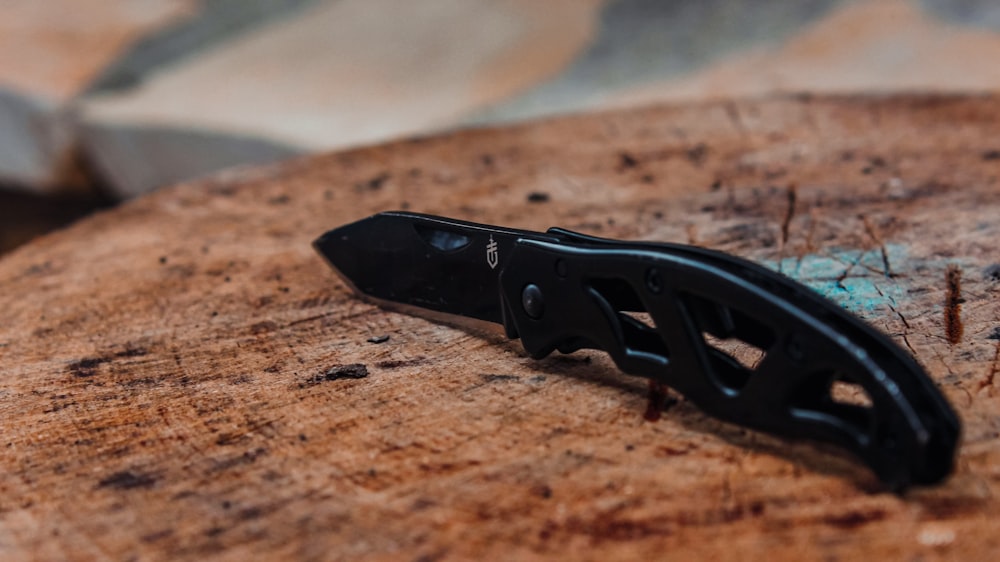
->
(314, 211), (960, 490)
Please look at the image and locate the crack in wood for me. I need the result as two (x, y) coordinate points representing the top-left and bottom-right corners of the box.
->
(780, 183), (797, 248)
(981, 341), (1000, 392)
(861, 214), (893, 277)
(945, 264), (964, 345)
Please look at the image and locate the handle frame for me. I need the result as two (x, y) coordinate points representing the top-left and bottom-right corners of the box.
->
(498, 228), (959, 490)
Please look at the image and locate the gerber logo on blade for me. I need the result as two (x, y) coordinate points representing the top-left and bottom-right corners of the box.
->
(486, 235), (499, 269)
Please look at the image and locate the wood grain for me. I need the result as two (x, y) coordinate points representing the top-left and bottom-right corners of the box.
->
(1, 95), (999, 560)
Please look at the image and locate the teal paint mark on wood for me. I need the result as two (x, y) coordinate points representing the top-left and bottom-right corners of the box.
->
(763, 244), (908, 314)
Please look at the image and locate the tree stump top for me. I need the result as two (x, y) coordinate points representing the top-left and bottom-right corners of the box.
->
(2, 95), (999, 560)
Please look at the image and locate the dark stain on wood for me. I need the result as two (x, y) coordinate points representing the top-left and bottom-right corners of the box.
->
(356, 172), (391, 191)
(687, 143), (708, 165)
(119, 377), (157, 388)
(545, 512), (674, 543)
(862, 155), (889, 174)
(115, 346), (149, 358)
(821, 507), (888, 529)
(301, 364), (369, 387)
(68, 357), (110, 378)
(915, 494), (989, 519)
(526, 191), (550, 203)
(480, 373), (519, 383)
(98, 470), (159, 490)
(249, 321), (278, 334)
(237, 506), (265, 521)
(209, 447), (268, 474)
(945, 264), (964, 345)
(531, 483), (553, 499)
(644, 379), (676, 422)
(617, 152), (639, 171)
(983, 263), (1000, 282)
(375, 357), (427, 369)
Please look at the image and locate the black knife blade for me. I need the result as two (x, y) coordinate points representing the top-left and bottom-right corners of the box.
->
(313, 211), (558, 325)
(314, 211), (960, 490)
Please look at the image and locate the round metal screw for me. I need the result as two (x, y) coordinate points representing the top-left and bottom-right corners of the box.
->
(522, 284), (545, 319)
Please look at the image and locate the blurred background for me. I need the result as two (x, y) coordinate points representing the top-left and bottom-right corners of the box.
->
(3, 0), (1000, 255)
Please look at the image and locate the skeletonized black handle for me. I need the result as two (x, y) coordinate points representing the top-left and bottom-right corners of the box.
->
(498, 228), (959, 490)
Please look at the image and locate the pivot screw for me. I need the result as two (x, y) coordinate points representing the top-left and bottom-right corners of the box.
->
(522, 284), (545, 319)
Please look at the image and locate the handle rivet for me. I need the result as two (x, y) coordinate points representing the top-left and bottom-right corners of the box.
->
(522, 284), (545, 319)
(645, 268), (663, 294)
(786, 337), (805, 362)
(555, 259), (568, 278)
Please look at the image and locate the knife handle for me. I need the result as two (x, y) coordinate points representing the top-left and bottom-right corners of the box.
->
(497, 229), (959, 490)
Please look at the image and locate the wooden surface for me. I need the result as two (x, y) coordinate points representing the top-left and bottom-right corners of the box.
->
(1, 95), (1000, 560)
